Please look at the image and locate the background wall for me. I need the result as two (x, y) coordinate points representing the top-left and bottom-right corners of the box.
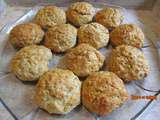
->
(3, 0), (157, 9)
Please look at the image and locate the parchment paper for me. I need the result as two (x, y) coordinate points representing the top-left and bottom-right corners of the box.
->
(0, 4), (160, 120)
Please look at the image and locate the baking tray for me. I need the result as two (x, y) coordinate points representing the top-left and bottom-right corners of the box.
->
(0, 1), (160, 120)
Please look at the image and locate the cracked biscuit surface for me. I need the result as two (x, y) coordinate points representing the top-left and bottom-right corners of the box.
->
(108, 45), (149, 82)
(78, 22), (109, 49)
(35, 68), (81, 114)
(44, 24), (77, 52)
(9, 23), (44, 48)
(65, 44), (105, 77)
(66, 2), (95, 27)
(10, 45), (52, 81)
(95, 7), (124, 29)
(34, 6), (66, 29)
(110, 24), (144, 48)
(82, 71), (128, 116)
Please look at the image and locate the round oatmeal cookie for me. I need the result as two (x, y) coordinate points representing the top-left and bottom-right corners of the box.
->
(66, 2), (95, 27)
(78, 22), (109, 49)
(9, 23), (44, 48)
(82, 71), (128, 116)
(65, 44), (105, 77)
(108, 45), (149, 82)
(10, 45), (52, 81)
(110, 24), (144, 48)
(44, 24), (77, 52)
(95, 7), (124, 29)
(35, 68), (81, 114)
(34, 6), (66, 29)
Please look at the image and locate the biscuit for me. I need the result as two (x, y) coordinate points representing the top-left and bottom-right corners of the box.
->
(82, 71), (128, 116)
(78, 22), (109, 49)
(110, 24), (144, 48)
(35, 68), (81, 114)
(34, 6), (66, 29)
(9, 23), (44, 48)
(66, 2), (95, 27)
(10, 45), (52, 81)
(95, 8), (124, 29)
(65, 44), (105, 77)
(108, 45), (149, 82)
(44, 24), (77, 52)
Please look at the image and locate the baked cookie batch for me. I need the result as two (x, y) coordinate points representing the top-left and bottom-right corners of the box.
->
(35, 68), (81, 114)
(95, 7), (124, 29)
(78, 22), (109, 49)
(9, 2), (149, 116)
(44, 24), (77, 52)
(9, 23), (44, 48)
(34, 6), (66, 29)
(82, 71), (128, 116)
(10, 45), (52, 81)
(66, 2), (95, 26)
(108, 45), (149, 82)
(65, 43), (104, 77)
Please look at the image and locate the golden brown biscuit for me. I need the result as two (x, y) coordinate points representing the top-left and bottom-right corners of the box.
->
(95, 7), (124, 29)
(9, 23), (44, 48)
(82, 71), (128, 116)
(66, 2), (95, 27)
(108, 45), (149, 82)
(35, 68), (81, 114)
(10, 45), (52, 81)
(44, 24), (77, 52)
(65, 44), (105, 77)
(110, 24), (144, 48)
(34, 6), (66, 29)
(78, 22), (109, 49)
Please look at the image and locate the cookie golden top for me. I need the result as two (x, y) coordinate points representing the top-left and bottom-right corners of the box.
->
(9, 23), (44, 48)
(108, 45), (149, 82)
(95, 7), (124, 29)
(66, 2), (95, 26)
(110, 24), (144, 48)
(35, 68), (81, 114)
(10, 45), (52, 81)
(44, 24), (77, 52)
(34, 6), (66, 29)
(78, 22), (109, 49)
(65, 44), (105, 77)
(82, 71), (128, 116)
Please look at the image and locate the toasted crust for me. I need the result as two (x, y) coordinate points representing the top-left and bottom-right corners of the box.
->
(78, 22), (109, 49)
(82, 71), (128, 116)
(9, 23), (44, 48)
(108, 45), (149, 82)
(95, 8), (124, 29)
(34, 6), (66, 29)
(110, 24), (144, 48)
(35, 68), (81, 114)
(65, 44), (105, 77)
(66, 2), (95, 26)
(10, 45), (52, 81)
(44, 24), (77, 52)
